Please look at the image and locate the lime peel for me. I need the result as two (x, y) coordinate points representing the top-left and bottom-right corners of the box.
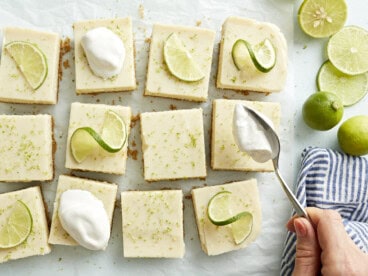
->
(0, 200), (33, 249)
(232, 38), (276, 73)
(5, 41), (48, 90)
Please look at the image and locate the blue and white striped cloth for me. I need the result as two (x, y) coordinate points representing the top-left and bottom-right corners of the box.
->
(281, 147), (368, 275)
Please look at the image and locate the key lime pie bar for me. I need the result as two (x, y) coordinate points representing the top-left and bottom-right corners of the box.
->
(65, 102), (131, 174)
(145, 23), (215, 101)
(121, 190), (185, 258)
(211, 99), (280, 171)
(0, 186), (51, 263)
(74, 17), (136, 93)
(217, 16), (288, 93)
(48, 175), (117, 249)
(0, 27), (60, 104)
(140, 108), (206, 181)
(0, 114), (54, 182)
(191, 179), (261, 256)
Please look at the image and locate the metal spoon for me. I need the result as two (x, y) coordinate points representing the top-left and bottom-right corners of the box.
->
(239, 104), (309, 219)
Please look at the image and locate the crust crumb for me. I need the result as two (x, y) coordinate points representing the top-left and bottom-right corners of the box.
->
(144, 37), (151, 44)
(128, 148), (138, 160)
(130, 114), (140, 128)
(62, 60), (70, 69)
(196, 20), (202, 26)
(169, 104), (177, 110)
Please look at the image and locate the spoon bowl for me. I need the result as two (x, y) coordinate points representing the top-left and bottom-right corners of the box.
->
(240, 104), (309, 219)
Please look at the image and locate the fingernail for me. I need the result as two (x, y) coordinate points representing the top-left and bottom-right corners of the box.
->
(294, 218), (307, 238)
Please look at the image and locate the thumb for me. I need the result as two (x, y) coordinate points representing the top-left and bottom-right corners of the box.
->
(292, 218), (320, 276)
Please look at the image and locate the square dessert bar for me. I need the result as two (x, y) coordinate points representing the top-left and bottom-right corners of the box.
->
(217, 16), (288, 93)
(74, 17), (136, 93)
(145, 23), (215, 101)
(48, 175), (117, 246)
(140, 108), (206, 181)
(0, 114), (54, 182)
(191, 179), (261, 256)
(0, 186), (51, 263)
(121, 190), (185, 258)
(0, 27), (60, 104)
(211, 99), (280, 171)
(65, 102), (131, 174)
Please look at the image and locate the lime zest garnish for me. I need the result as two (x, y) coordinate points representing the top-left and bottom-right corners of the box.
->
(71, 110), (127, 163)
(232, 38), (276, 73)
(0, 200), (33, 249)
(5, 41), (48, 90)
(163, 33), (205, 82)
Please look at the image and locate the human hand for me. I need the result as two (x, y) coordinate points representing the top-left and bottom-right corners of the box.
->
(286, 207), (368, 276)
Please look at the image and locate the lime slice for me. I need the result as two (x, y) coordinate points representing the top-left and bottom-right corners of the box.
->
(317, 61), (368, 106)
(70, 111), (127, 163)
(232, 39), (276, 73)
(298, 0), (347, 38)
(163, 33), (205, 82)
(231, 212), (253, 245)
(327, 26), (368, 75)
(0, 200), (33, 249)
(5, 41), (48, 90)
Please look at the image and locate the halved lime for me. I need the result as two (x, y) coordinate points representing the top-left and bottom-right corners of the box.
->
(71, 110), (127, 163)
(298, 0), (347, 38)
(327, 26), (368, 75)
(163, 33), (204, 82)
(231, 212), (253, 245)
(232, 39), (276, 73)
(0, 200), (33, 249)
(5, 41), (48, 90)
(317, 61), (368, 106)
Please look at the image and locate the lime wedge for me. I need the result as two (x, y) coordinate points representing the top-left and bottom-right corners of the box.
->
(70, 110), (127, 163)
(327, 26), (368, 75)
(5, 41), (48, 90)
(317, 61), (368, 106)
(298, 0), (347, 38)
(0, 200), (33, 249)
(163, 33), (204, 82)
(231, 212), (253, 245)
(232, 39), (276, 73)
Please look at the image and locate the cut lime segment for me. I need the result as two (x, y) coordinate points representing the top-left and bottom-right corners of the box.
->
(70, 111), (127, 163)
(163, 33), (205, 82)
(327, 26), (368, 75)
(232, 39), (276, 73)
(5, 41), (48, 90)
(231, 212), (253, 245)
(317, 61), (368, 106)
(298, 0), (347, 38)
(0, 200), (33, 249)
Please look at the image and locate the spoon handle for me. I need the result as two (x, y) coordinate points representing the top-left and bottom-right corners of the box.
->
(272, 160), (309, 219)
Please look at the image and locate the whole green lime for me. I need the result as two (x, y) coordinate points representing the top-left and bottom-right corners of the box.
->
(302, 91), (344, 131)
(338, 115), (368, 156)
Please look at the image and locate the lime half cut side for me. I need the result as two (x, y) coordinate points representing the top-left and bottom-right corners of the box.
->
(0, 200), (33, 249)
(231, 212), (253, 245)
(327, 26), (368, 75)
(5, 41), (48, 90)
(298, 0), (347, 38)
(232, 39), (276, 73)
(70, 111), (127, 163)
(163, 33), (205, 82)
(317, 61), (368, 106)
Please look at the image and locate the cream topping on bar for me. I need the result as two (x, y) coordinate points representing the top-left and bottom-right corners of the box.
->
(58, 189), (110, 250)
(81, 27), (125, 79)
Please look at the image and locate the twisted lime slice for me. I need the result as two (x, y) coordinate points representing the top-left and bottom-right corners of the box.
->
(163, 33), (204, 82)
(0, 200), (33, 249)
(232, 38), (276, 73)
(71, 110), (127, 163)
(5, 41), (48, 90)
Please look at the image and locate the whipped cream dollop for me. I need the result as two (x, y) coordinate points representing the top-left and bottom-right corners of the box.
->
(81, 27), (125, 79)
(58, 189), (110, 250)
(233, 103), (274, 163)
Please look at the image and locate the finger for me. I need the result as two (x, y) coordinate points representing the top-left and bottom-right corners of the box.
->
(292, 218), (321, 276)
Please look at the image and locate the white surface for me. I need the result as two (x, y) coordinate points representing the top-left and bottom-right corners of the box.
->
(2, 0), (366, 275)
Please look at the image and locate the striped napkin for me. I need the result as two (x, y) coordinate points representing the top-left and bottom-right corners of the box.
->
(281, 147), (368, 275)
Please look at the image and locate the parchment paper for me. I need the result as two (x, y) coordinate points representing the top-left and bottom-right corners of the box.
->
(0, 0), (294, 275)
